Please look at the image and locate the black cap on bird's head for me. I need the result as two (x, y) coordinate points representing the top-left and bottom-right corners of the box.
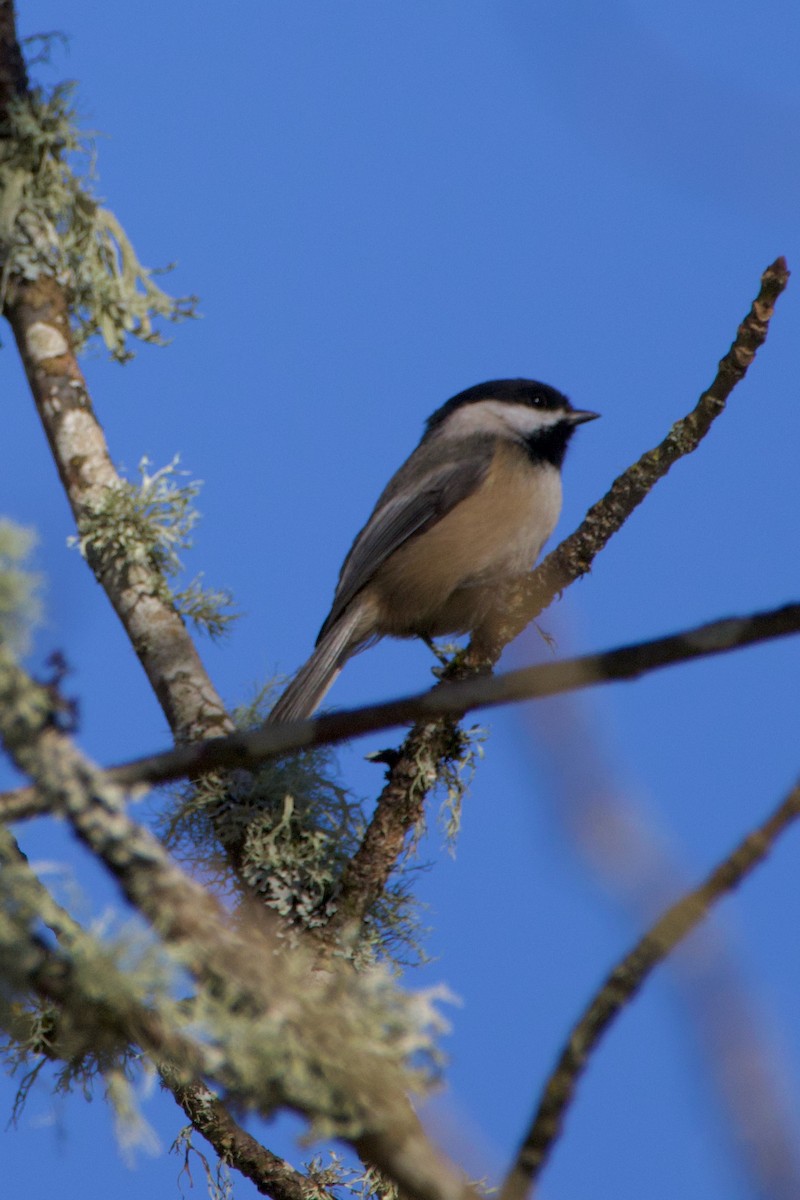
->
(425, 378), (598, 431)
(424, 378), (600, 467)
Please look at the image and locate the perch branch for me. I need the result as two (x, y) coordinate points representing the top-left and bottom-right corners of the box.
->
(4, 597), (798, 824)
(327, 256), (790, 938)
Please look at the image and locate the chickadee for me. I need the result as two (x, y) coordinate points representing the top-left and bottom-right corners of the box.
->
(268, 379), (599, 723)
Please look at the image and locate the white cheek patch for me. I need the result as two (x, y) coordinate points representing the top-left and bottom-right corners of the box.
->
(438, 399), (565, 440)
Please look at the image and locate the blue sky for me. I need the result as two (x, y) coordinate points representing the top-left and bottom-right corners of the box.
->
(3, 3), (800, 1198)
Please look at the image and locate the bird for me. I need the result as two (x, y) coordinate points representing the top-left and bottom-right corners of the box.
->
(268, 379), (599, 723)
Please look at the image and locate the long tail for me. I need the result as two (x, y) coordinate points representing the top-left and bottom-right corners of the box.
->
(267, 607), (366, 724)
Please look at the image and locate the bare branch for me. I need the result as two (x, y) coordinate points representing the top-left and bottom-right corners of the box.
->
(499, 778), (800, 1200)
(324, 719), (459, 937)
(3, 597), (796, 825)
(520, 689), (800, 1198)
(487, 255), (790, 654)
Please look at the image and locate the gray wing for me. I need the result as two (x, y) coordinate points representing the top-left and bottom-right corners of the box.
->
(317, 434), (495, 643)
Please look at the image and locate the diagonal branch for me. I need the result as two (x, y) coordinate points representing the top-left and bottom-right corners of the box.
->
(0, 15), (298, 1187)
(520, 693), (800, 1198)
(0, 5), (230, 744)
(1, 829), (334, 1200)
(0, 11), (453, 1196)
(326, 255), (789, 939)
(0, 819), (346, 1200)
(498, 777), (800, 1200)
(164, 1075), (335, 1200)
(0, 647), (472, 1200)
(3, 275), (232, 743)
(491, 256), (789, 653)
(0, 819), (235, 1091)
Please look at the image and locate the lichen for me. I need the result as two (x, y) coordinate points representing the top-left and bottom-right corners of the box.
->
(159, 686), (425, 967)
(0, 84), (196, 362)
(0, 518), (42, 653)
(69, 456), (236, 639)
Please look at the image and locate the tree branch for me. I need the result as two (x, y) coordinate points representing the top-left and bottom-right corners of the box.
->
(0, 1), (27, 108)
(3, 274), (232, 744)
(499, 777), (800, 1200)
(0, 648), (472, 1200)
(0, 19), (303, 1186)
(3, 597), (797, 824)
(164, 1075), (335, 1200)
(0, 828), (335, 1200)
(491, 256), (789, 652)
(519, 692), (800, 1198)
(0, 12), (793, 1191)
(326, 255), (790, 939)
(0, 12), (478, 1198)
(0, 822), (222, 1090)
(0, 7), (230, 744)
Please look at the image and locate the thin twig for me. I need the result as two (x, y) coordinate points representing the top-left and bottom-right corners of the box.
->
(499, 778), (800, 1200)
(3, 597), (798, 823)
(520, 686), (800, 1198)
(324, 718), (459, 936)
(491, 255), (791, 651)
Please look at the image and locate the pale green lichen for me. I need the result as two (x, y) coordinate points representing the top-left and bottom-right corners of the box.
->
(159, 686), (425, 967)
(0, 661), (453, 1160)
(437, 723), (487, 851)
(0, 812), (448, 1147)
(304, 1152), (400, 1200)
(0, 83), (196, 362)
(69, 456), (236, 639)
(0, 861), (171, 1127)
(0, 519), (42, 653)
(303, 1154), (495, 1200)
(172, 1124), (234, 1200)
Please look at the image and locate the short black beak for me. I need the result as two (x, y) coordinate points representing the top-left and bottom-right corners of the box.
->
(567, 409), (601, 425)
